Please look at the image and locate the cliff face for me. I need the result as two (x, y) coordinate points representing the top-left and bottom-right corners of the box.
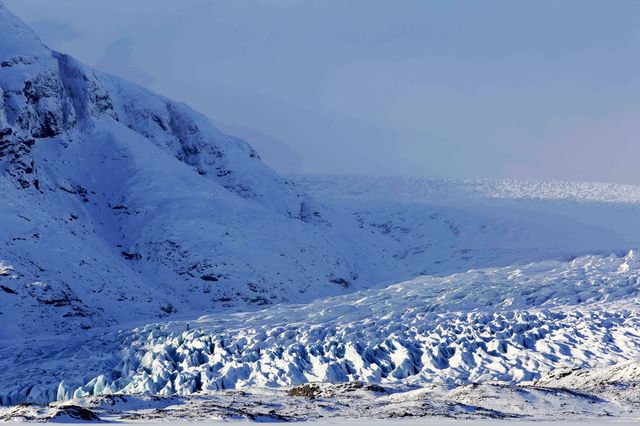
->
(0, 3), (301, 212)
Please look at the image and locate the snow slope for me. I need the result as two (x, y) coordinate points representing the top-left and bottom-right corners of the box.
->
(294, 175), (640, 277)
(0, 3), (402, 339)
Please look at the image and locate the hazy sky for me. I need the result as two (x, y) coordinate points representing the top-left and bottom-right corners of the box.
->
(6, 0), (640, 183)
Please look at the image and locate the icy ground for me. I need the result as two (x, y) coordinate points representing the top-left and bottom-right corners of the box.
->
(2, 375), (640, 422)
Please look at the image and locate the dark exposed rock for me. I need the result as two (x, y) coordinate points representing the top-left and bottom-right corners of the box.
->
(54, 405), (102, 421)
(160, 303), (177, 314)
(121, 251), (142, 260)
(329, 277), (351, 288)
(0, 285), (17, 294)
(288, 382), (386, 399)
(0, 55), (36, 68)
(200, 274), (220, 282)
(288, 383), (322, 398)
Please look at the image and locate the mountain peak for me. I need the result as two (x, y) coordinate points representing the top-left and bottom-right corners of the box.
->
(0, 2), (49, 62)
(0, 3), (384, 339)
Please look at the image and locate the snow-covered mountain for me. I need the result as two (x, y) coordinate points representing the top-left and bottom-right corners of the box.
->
(0, 3), (405, 339)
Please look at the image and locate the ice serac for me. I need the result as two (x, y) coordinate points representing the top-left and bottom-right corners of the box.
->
(0, 3), (389, 338)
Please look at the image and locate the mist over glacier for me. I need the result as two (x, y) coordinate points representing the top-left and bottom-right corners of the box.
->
(6, 0), (640, 184)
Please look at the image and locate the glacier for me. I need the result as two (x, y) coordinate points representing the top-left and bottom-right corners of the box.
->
(3, 250), (640, 405)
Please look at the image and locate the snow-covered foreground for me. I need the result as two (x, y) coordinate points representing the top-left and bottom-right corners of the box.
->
(2, 377), (640, 422)
(4, 422), (639, 426)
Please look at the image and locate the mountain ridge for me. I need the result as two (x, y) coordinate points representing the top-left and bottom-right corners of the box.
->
(0, 3), (403, 338)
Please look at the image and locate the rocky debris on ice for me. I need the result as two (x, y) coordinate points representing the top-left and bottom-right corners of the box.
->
(0, 403), (101, 422)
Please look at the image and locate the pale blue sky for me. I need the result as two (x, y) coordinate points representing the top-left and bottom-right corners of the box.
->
(6, 0), (640, 183)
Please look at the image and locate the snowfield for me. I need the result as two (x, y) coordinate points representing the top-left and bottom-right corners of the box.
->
(3, 2), (640, 422)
